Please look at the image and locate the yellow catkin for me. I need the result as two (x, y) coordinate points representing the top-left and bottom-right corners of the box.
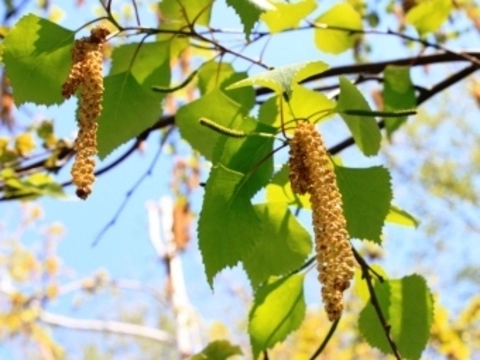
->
(289, 122), (356, 321)
(62, 26), (110, 199)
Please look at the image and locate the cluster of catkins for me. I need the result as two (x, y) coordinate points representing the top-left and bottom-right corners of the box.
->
(289, 122), (356, 321)
(61, 26), (110, 199)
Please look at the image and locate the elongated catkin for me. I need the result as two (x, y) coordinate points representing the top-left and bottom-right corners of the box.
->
(289, 122), (355, 321)
(62, 26), (109, 199)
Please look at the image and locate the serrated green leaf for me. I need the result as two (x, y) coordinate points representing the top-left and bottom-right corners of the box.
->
(314, 2), (363, 54)
(406, 0), (452, 35)
(358, 274), (434, 359)
(96, 72), (162, 159)
(266, 164), (310, 208)
(212, 116), (275, 197)
(386, 205), (419, 228)
(110, 41), (170, 92)
(191, 340), (242, 360)
(226, 0), (264, 39)
(227, 60), (329, 99)
(243, 203), (312, 288)
(249, 274), (306, 358)
(383, 66), (416, 137)
(198, 61), (255, 113)
(177, 90), (243, 160)
(3, 14), (74, 105)
(336, 77), (381, 156)
(261, 0), (317, 33)
(198, 164), (260, 285)
(158, 0), (212, 27)
(335, 165), (392, 243)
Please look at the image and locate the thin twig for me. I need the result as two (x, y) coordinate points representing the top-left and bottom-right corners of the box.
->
(353, 249), (402, 359)
(309, 318), (340, 359)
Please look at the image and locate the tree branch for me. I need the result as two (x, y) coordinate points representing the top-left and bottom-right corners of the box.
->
(309, 318), (340, 359)
(353, 249), (402, 360)
(39, 311), (173, 344)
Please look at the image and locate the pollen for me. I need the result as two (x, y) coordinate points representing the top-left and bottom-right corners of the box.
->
(289, 122), (356, 321)
(62, 25), (110, 199)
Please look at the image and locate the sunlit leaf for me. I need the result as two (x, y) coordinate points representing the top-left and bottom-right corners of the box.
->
(314, 2), (363, 54)
(192, 340), (242, 360)
(406, 0), (452, 35)
(386, 205), (419, 228)
(261, 0), (317, 33)
(249, 274), (306, 358)
(266, 164), (310, 208)
(226, 0), (264, 39)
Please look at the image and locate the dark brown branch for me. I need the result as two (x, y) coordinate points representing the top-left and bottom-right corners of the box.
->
(309, 318), (340, 359)
(353, 249), (402, 360)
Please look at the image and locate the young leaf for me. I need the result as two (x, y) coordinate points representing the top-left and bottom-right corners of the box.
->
(266, 164), (310, 209)
(386, 205), (419, 228)
(249, 274), (306, 358)
(314, 2), (363, 54)
(96, 72), (162, 159)
(227, 60), (329, 99)
(198, 164), (260, 285)
(336, 76), (382, 156)
(406, 0), (452, 36)
(3, 14), (74, 105)
(335, 165), (392, 243)
(243, 203), (312, 288)
(383, 66), (416, 137)
(176, 90), (243, 160)
(191, 340), (242, 360)
(4, 173), (65, 200)
(226, 0), (264, 39)
(261, 0), (317, 33)
(358, 274), (434, 360)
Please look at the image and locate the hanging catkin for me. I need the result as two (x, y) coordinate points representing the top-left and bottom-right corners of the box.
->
(62, 26), (110, 199)
(288, 122), (356, 321)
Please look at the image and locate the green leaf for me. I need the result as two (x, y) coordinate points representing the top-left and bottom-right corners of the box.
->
(354, 265), (388, 302)
(158, 0), (212, 27)
(266, 164), (310, 209)
(3, 14), (74, 105)
(191, 340), (242, 360)
(198, 61), (255, 113)
(280, 85), (335, 125)
(336, 76), (381, 156)
(243, 203), (312, 288)
(110, 41), (170, 93)
(176, 90), (243, 160)
(335, 165), (392, 243)
(227, 60), (329, 99)
(212, 116), (275, 197)
(198, 165), (260, 285)
(406, 0), (452, 35)
(314, 2), (363, 54)
(226, 0), (264, 39)
(383, 66), (416, 137)
(249, 274), (306, 358)
(261, 0), (317, 33)
(358, 274), (434, 359)
(96, 72), (162, 159)
(386, 205), (419, 228)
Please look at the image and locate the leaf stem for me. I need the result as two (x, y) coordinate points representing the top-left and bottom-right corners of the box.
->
(309, 318), (340, 359)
